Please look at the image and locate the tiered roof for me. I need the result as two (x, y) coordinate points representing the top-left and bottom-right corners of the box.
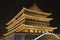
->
(4, 4), (57, 36)
(6, 4), (52, 25)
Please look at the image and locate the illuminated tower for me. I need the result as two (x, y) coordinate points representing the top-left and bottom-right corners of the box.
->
(3, 4), (57, 40)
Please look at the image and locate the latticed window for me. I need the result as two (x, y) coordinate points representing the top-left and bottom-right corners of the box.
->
(41, 21), (50, 27)
(24, 19), (50, 27)
(24, 19), (41, 26)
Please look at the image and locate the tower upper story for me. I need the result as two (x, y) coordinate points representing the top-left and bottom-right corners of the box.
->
(6, 4), (52, 26)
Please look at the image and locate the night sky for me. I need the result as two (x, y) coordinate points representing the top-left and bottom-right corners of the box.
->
(0, 0), (60, 36)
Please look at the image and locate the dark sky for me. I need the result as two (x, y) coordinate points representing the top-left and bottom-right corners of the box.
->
(0, 0), (60, 36)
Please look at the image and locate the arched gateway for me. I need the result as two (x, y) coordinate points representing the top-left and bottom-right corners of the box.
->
(34, 33), (60, 40)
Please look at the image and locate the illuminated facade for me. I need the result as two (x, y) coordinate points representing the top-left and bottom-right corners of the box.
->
(0, 4), (58, 40)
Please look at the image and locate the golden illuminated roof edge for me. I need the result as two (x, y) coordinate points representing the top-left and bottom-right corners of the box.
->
(4, 24), (25, 36)
(6, 7), (52, 25)
(4, 24), (57, 36)
(6, 8), (26, 25)
(6, 13), (53, 30)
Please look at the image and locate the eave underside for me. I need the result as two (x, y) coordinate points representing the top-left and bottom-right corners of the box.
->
(4, 24), (57, 36)
(6, 13), (53, 30)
